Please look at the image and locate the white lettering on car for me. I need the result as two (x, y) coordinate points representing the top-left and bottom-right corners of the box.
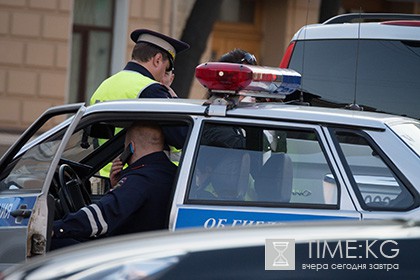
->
(0, 203), (13, 219)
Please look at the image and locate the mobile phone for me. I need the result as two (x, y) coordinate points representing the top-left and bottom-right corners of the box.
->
(119, 143), (134, 165)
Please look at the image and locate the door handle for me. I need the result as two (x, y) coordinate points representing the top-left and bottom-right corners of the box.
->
(10, 204), (32, 223)
(10, 208), (32, 218)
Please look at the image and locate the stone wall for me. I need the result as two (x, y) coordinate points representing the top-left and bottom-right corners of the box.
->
(0, 0), (72, 132)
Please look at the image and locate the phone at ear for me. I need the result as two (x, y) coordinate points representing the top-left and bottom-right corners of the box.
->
(119, 143), (134, 165)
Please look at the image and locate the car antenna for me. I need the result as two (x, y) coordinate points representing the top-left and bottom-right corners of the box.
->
(345, 8), (363, 111)
(288, 0), (310, 106)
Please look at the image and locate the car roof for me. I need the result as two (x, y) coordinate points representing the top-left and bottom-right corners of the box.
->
(291, 21), (420, 41)
(85, 98), (411, 130)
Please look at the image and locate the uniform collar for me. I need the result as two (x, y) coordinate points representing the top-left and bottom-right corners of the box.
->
(124, 61), (156, 81)
(121, 151), (167, 175)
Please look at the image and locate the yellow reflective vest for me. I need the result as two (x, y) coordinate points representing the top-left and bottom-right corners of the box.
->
(90, 67), (159, 177)
(90, 65), (181, 177)
(90, 69), (158, 105)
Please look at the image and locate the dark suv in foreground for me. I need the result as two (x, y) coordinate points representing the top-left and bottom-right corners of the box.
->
(280, 13), (420, 119)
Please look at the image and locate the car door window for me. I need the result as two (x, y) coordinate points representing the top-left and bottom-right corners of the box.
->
(333, 130), (414, 210)
(0, 115), (74, 194)
(187, 122), (339, 207)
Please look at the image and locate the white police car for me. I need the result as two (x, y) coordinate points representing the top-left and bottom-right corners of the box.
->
(0, 62), (419, 268)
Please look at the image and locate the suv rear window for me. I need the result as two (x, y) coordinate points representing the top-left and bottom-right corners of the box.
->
(287, 39), (420, 119)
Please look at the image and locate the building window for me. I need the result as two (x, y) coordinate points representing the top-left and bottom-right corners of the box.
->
(69, 0), (115, 103)
(219, 0), (256, 24)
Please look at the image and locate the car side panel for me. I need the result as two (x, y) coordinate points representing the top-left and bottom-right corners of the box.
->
(170, 116), (361, 231)
(0, 196), (37, 268)
(174, 207), (359, 229)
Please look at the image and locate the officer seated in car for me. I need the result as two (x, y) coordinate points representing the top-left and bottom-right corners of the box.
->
(51, 121), (177, 249)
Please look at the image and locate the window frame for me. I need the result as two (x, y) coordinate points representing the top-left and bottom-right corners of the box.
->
(184, 119), (342, 210)
(70, 0), (116, 103)
(329, 127), (417, 211)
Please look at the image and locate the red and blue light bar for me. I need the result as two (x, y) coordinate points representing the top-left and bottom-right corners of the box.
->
(195, 62), (301, 98)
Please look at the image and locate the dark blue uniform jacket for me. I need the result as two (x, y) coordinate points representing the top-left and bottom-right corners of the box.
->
(53, 151), (177, 240)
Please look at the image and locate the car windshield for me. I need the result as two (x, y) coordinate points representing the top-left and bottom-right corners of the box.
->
(0, 136), (62, 194)
(0, 114), (72, 194)
(388, 121), (420, 157)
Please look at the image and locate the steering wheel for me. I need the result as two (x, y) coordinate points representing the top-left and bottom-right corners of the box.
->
(58, 164), (91, 213)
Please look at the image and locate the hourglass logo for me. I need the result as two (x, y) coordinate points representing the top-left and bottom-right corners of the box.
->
(265, 239), (295, 270)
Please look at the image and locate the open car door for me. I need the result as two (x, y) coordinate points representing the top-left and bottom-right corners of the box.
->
(0, 103), (86, 270)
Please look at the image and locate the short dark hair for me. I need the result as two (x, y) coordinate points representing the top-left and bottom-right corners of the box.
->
(127, 120), (164, 148)
(218, 48), (257, 65)
(132, 42), (171, 64)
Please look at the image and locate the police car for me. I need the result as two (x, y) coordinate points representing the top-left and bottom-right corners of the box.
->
(0, 62), (419, 268)
(280, 13), (420, 119)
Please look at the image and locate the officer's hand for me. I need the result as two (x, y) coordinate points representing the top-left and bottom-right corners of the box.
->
(166, 86), (178, 98)
(110, 158), (123, 188)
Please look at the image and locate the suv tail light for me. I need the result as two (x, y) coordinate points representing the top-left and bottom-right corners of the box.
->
(279, 41), (296, 68)
(381, 20), (420, 27)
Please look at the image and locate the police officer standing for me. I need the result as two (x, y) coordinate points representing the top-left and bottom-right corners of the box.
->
(90, 29), (189, 171)
(90, 29), (189, 103)
(51, 121), (177, 249)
